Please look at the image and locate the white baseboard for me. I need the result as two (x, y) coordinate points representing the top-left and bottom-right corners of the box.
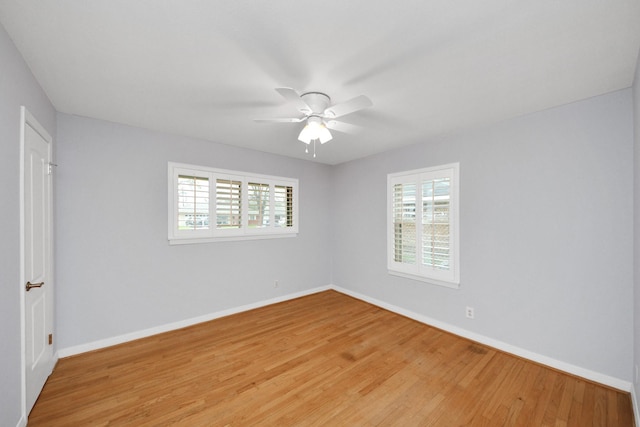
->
(16, 415), (26, 427)
(631, 386), (640, 427)
(57, 284), (632, 395)
(57, 286), (331, 358)
(329, 285), (632, 392)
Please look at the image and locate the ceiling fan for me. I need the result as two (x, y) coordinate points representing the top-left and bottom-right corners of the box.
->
(254, 88), (373, 156)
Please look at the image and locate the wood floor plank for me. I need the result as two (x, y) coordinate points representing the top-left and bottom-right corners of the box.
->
(566, 380), (586, 427)
(29, 291), (634, 426)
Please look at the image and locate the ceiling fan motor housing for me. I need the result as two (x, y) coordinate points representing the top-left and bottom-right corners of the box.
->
(300, 92), (331, 115)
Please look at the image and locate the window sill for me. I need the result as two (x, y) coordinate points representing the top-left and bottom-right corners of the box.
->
(169, 232), (297, 245)
(388, 269), (460, 289)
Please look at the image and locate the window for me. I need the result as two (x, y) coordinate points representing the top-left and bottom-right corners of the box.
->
(177, 175), (210, 230)
(387, 163), (459, 287)
(169, 163), (298, 244)
(247, 182), (270, 228)
(216, 178), (242, 229)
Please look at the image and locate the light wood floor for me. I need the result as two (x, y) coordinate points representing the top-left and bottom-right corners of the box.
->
(30, 290), (633, 426)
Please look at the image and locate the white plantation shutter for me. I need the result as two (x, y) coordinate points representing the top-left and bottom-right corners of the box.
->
(216, 178), (242, 229)
(388, 163), (459, 287)
(422, 177), (450, 270)
(177, 175), (210, 230)
(274, 185), (294, 228)
(248, 182), (270, 228)
(168, 163), (298, 243)
(393, 182), (416, 264)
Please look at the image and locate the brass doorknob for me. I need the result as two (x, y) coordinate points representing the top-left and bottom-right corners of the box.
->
(26, 281), (44, 291)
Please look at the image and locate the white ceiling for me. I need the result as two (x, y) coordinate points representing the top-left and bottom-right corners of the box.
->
(1, 1), (639, 165)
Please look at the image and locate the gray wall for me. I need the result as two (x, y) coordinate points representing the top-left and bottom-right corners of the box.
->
(55, 114), (333, 349)
(0, 24), (56, 427)
(633, 50), (640, 410)
(331, 89), (635, 381)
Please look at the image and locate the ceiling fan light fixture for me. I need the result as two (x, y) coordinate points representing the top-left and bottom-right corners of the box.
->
(298, 116), (332, 144)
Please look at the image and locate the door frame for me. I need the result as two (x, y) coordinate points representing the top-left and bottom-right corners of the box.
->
(19, 106), (56, 423)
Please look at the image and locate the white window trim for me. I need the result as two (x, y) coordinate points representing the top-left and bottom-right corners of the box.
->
(387, 163), (460, 288)
(168, 162), (299, 245)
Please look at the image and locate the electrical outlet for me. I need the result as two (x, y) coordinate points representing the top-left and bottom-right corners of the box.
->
(274, 280), (279, 288)
(465, 306), (474, 319)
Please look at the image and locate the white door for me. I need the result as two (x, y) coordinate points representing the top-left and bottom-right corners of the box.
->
(21, 107), (56, 415)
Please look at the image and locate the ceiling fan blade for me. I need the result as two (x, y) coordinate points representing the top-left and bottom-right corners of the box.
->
(254, 117), (306, 123)
(324, 95), (373, 118)
(275, 87), (312, 114)
(325, 120), (363, 134)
